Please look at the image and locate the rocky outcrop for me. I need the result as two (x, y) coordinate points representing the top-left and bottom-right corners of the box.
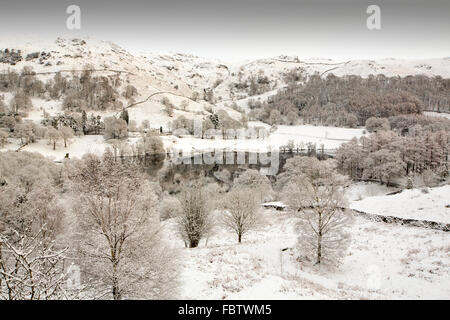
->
(0, 49), (23, 65)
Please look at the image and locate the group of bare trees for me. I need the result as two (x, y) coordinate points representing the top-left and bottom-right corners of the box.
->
(0, 150), (178, 300)
(0, 152), (69, 299)
(168, 157), (352, 267)
(0, 147), (359, 300)
(229, 69), (272, 98)
(173, 168), (272, 247)
(45, 126), (74, 150)
(69, 150), (178, 299)
(170, 110), (246, 139)
(104, 116), (128, 140)
(0, 65), (134, 151)
(174, 182), (260, 247)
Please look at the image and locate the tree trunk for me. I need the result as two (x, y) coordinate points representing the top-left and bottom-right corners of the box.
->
(53, 142), (56, 150)
(316, 232), (322, 264)
(112, 260), (120, 300)
(238, 233), (242, 243)
(316, 213), (322, 264)
(189, 239), (199, 248)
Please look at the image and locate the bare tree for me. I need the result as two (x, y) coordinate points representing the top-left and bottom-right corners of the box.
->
(59, 126), (74, 148)
(220, 187), (259, 243)
(176, 181), (213, 248)
(0, 174), (68, 299)
(45, 127), (61, 150)
(365, 117), (391, 133)
(104, 117), (128, 140)
(9, 91), (33, 114)
(162, 97), (174, 117)
(0, 228), (68, 300)
(283, 157), (352, 266)
(71, 150), (178, 299)
(233, 169), (273, 202)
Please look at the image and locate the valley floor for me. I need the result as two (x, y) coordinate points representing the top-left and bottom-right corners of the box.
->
(164, 210), (449, 299)
(1, 124), (366, 162)
(162, 185), (450, 300)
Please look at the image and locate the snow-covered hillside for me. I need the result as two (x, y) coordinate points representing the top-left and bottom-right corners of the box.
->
(350, 186), (450, 224)
(2, 37), (450, 123)
(162, 209), (450, 299)
(3, 36), (449, 161)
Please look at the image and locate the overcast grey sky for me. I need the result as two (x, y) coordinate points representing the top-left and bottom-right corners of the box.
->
(0, 0), (449, 60)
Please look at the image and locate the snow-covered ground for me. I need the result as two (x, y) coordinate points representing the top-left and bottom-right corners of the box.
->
(1, 135), (141, 162)
(1, 123), (364, 162)
(163, 209), (450, 299)
(20, 135), (109, 161)
(350, 186), (450, 224)
(424, 111), (450, 120)
(345, 182), (398, 201)
(162, 125), (365, 154)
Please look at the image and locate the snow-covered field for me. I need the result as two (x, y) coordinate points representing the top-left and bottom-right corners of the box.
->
(1, 124), (364, 161)
(162, 125), (365, 154)
(350, 186), (450, 224)
(163, 209), (450, 299)
(345, 182), (398, 201)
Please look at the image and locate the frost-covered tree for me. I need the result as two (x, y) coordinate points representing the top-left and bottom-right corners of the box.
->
(120, 109), (129, 125)
(142, 134), (165, 155)
(0, 157), (68, 299)
(365, 117), (390, 132)
(71, 150), (178, 299)
(9, 91), (33, 114)
(3, 115), (16, 132)
(139, 133), (166, 164)
(46, 127), (61, 150)
(0, 97), (7, 114)
(212, 168), (232, 190)
(104, 117), (128, 140)
(161, 97), (175, 117)
(59, 126), (74, 148)
(176, 181), (213, 248)
(220, 187), (259, 243)
(233, 169), (273, 202)
(171, 115), (193, 135)
(109, 139), (130, 160)
(268, 109), (282, 125)
(0, 228), (68, 300)
(362, 150), (405, 185)
(122, 85), (137, 99)
(421, 168), (439, 187)
(282, 156), (351, 266)
(15, 121), (41, 145)
(159, 195), (183, 221)
(335, 137), (365, 179)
